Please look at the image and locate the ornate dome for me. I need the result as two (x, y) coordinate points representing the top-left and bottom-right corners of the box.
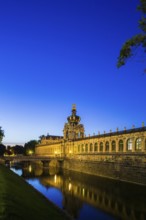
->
(67, 104), (81, 125)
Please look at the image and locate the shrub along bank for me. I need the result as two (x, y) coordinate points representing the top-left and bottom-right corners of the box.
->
(0, 165), (70, 220)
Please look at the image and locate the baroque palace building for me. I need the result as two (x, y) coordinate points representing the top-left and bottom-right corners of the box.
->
(35, 105), (146, 160)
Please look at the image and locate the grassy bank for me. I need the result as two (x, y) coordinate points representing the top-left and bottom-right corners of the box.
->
(0, 165), (70, 220)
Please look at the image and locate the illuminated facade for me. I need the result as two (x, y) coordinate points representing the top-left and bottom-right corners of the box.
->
(63, 104), (84, 140)
(35, 105), (146, 160)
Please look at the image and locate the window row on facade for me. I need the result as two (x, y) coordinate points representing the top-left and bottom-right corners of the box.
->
(77, 138), (146, 153)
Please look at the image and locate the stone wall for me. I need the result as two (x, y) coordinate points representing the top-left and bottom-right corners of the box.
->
(62, 157), (146, 185)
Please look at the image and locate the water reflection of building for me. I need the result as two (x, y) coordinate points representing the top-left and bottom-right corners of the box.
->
(35, 105), (146, 185)
(22, 164), (146, 220)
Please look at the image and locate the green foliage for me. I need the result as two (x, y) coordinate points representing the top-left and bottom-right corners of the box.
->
(117, 0), (146, 68)
(137, 0), (146, 13)
(24, 140), (38, 155)
(13, 145), (24, 155)
(0, 144), (6, 156)
(4, 145), (24, 156)
(5, 146), (14, 156)
(0, 127), (4, 143)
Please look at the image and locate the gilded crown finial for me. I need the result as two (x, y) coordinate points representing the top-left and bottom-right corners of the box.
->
(72, 104), (76, 110)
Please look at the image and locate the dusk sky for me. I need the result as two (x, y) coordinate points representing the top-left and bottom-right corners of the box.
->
(0, 0), (146, 145)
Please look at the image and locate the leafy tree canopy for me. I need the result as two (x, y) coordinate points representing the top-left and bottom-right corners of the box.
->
(24, 140), (38, 155)
(12, 145), (24, 155)
(0, 127), (4, 143)
(117, 0), (146, 68)
(0, 144), (6, 156)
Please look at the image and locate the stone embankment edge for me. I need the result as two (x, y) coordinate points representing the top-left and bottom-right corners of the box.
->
(63, 158), (146, 186)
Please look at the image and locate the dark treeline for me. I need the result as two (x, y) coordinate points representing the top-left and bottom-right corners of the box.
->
(0, 125), (39, 156)
(0, 140), (38, 156)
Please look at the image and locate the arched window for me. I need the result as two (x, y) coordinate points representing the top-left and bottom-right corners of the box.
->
(127, 139), (133, 151)
(90, 143), (93, 152)
(135, 138), (142, 151)
(78, 145), (80, 152)
(119, 140), (123, 152)
(81, 144), (84, 152)
(112, 140), (116, 151)
(100, 142), (103, 152)
(85, 144), (88, 152)
(105, 141), (109, 152)
(94, 143), (98, 152)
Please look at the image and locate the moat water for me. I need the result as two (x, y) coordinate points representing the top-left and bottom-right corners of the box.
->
(11, 163), (146, 220)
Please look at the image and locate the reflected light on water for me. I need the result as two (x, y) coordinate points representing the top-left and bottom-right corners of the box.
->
(54, 174), (57, 183)
(82, 188), (85, 197)
(28, 165), (32, 173)
(68, 182), (72, 191)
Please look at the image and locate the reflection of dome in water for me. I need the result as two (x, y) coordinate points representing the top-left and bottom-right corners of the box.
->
(34, 167), (43, 176)
(49, 167), (59, 175)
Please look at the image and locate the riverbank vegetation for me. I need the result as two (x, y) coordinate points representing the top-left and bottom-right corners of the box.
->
(0, 127), (4, 143)
(0, 165), (70, 220)
(0, 140), (38, 156)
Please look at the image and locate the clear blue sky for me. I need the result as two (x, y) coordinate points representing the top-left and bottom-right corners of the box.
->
(0, 0), (145, 145)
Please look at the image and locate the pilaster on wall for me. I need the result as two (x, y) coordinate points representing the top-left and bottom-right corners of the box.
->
(123, 138), (127, 152)
(115, 139), (118, 152)
(132, 138), (136, 152)
(103, 141), (105, 153)
(142, 137), (145, 152)
(109, 142), (112, 152)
